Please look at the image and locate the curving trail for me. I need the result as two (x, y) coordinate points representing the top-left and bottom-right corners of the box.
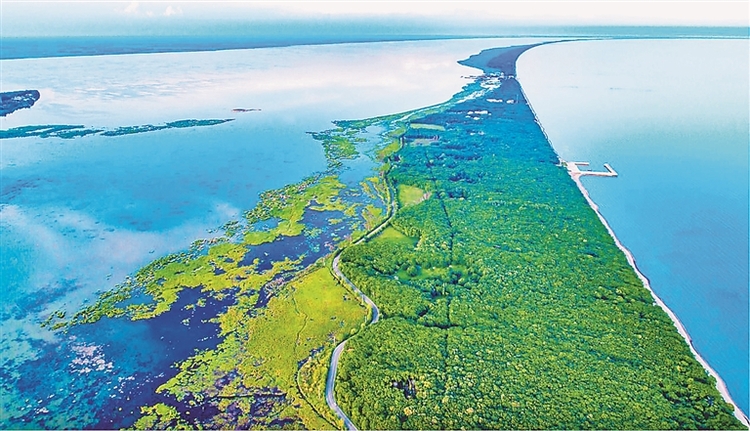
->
(324, 241), (383, 431)
(324, 172), (397, 429)
(332, 253), (380, 324)
(325, 339), (358, 431)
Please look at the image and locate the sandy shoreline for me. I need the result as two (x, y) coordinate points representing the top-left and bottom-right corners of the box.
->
(568, 171), (750, 427)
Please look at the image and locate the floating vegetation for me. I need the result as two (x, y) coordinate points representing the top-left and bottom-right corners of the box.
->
(0, 119), (234, 139)
(47, 112), (403, 428)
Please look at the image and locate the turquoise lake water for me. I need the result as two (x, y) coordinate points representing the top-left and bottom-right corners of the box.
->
(518, 38), (749, 414)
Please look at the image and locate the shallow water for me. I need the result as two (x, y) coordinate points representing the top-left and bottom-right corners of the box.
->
(518, 38), (749, 414)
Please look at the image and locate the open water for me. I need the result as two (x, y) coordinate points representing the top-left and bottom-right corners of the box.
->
(518, 38), (749, 414)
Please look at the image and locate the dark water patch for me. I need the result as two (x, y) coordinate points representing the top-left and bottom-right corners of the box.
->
(269, 417), (297, 427)
(256, 280), (286, 309)
(65, 287), (236, 429)
(238, 235), (308, 271)
(240, 208), (358, 310)
(171, 394), (222, 427)
(238, 208), (352, 270)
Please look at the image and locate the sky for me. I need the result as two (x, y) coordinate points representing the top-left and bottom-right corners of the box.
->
(1, 1), (748, 37)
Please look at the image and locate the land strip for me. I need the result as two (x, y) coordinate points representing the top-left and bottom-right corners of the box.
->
(332, 44), (745, 430)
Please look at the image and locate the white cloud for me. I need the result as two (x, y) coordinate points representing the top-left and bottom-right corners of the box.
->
(121, 1), (140, 15)
(164, 5), (182, 17)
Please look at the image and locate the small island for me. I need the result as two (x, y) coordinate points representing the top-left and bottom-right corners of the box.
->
(1, 89), (40, 116)
(0, 118), (234, 139)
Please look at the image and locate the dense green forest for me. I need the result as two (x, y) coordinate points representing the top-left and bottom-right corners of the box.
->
(334, 46), (745, 430)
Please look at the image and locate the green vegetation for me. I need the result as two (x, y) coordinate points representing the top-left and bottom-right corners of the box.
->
(310, 127), (364, 168)
(397, 184), (427, 207)
(50, 174), (347, 329)
(334, 71), (744, 429)
(134, 263), (367, 429)
(376, 139), (401, 161)
(409, 123), (445, 131)
(52, 110), (404, 428)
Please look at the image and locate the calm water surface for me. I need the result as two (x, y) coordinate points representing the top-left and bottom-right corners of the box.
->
(518, 38), (749, 414)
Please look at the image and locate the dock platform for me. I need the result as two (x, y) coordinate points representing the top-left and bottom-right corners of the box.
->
(566, 161), (618, 178)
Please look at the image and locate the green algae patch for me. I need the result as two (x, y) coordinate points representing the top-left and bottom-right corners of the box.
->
(136, 264), (367, 429)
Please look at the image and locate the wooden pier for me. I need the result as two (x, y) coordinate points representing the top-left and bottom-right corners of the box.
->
(566, 161), (618, 178)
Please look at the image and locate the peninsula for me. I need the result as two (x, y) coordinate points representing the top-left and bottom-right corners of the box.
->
(332, 44), (747, 429)
(40, 44), (747, 430)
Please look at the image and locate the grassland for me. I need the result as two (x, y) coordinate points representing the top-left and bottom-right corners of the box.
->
(397, 184), (427, 207)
